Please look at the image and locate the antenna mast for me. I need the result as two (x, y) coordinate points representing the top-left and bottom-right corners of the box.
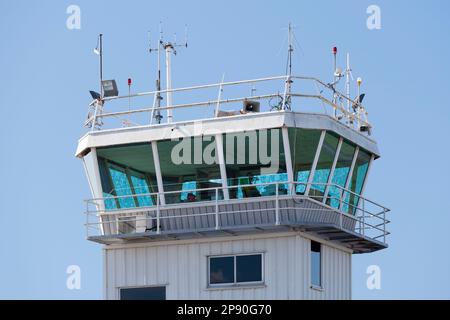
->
(345, 53), (353, 114)
(149, 23), (188, 124)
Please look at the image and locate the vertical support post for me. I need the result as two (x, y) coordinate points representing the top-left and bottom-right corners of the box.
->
(215, 133), (229, 200)
(156, 193), (161, 234)
(88, 148), (106, 235)
(323, 137), (343, 204)
(215, 188), (219, 230)
(275, 182), (280, 225)
(151, 141), (165, 205)
(305, 130), (326, 196)
(282, 127), (294, 195)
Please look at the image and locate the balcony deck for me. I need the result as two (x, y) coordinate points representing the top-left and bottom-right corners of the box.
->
(85, 183), (390, 254)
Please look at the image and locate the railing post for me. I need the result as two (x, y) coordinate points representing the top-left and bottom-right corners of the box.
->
(156, 193), (161, 235)
(362, 198), (365, 236)
(215, 188), (219, 230)
(275, 183), (280, 225)
(85, 201), (89, 238)
(383, 209), (386, 243)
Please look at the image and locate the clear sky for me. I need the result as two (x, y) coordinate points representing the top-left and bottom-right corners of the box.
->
(0, 0), (449, 299)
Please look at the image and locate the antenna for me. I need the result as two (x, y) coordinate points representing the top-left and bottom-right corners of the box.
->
(94, 34), (103, 97)
(283, 23), (294, 110)
(345, 53), (354, 115)
(149, 23), (188, 123)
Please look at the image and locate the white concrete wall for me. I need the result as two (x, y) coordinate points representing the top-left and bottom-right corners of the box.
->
(103, 232), (352, 300)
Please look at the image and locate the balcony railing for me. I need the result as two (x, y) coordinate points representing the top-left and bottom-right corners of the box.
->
(84, 75), (372, 134)
(84, 182), (390, 249)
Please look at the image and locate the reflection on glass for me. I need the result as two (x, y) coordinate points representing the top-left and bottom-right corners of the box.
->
(224, 129), (288, 199)
(158, 136), (222, 204)
(288, 128), (322, 194)
(326, 141), (356, 209)
(342, 149), (371, 214)
(97, 143), (158, 210)
(309, 133), (339, 201)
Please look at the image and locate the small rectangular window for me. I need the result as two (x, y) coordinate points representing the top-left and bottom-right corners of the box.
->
(120, 286), (166, 300)
(209, 254), (263, 286)
(236, 254), (262, 283)
(311, 241), (322, 287)
(209, 256), (234, 284)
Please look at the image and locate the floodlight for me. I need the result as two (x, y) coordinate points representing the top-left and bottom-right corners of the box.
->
(101, 80), (119, 97)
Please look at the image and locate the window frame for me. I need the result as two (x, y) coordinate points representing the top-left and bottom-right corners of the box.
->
(310, 240), (323, 289)
(207, 253), (265, 288)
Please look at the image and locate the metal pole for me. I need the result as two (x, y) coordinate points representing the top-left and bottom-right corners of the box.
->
(215, 188), (219, 230)
(275, 182), (280, 225)
(99, 34), (103, 97)
(165, 44), (174, 123)
(156, 194), (161, 234)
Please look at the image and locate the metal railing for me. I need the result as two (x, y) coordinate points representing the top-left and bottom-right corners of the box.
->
(84, 181), (390, 244)
(85, 75), (371, 134)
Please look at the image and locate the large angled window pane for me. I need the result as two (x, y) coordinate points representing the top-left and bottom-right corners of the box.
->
(98, 159), (117, 210)
(130, 172), (153, 207)
(309, 132), (339, 201)
(209, 256), (234, 285)
(224, 129), (288, 199)
(342, 149), (371, 214)
(97, 143), (158, 210)
(326, 141), (356, 209)
(288, 128), (322, 194)
(157, 136), (222, 204)
(109, 166), (135, 208)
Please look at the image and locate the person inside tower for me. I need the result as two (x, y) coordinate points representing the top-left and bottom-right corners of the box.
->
(186, 193), (197, 202)
(242, 174), (261, 198)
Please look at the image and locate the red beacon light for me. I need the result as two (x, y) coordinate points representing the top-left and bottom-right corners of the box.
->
(128, 78), (132, 86)
(332, 46), (337, 55)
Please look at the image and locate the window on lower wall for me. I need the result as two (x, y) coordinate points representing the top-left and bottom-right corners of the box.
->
(208, 254), (263, 287)
(119, 286), (166, 300)
(311, 241), (322, 288)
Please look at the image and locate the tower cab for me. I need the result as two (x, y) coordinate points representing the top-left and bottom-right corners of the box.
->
(77, 74), (389, 300)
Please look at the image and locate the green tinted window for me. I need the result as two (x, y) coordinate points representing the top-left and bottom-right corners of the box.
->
(310, 133), (339, 201)
(342, 149), (371, 214)
(224, 129), (288, 199)
(157, 136), (222, 204)
(288, 128), (322, 194)
(326, 140), (356, 208)
(97, 143), (158, 210)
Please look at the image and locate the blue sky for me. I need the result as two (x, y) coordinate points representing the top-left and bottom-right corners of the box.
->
(0, 0), (449, 299)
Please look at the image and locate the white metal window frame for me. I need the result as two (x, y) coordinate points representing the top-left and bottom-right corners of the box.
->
(207, 253), (265, 288)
